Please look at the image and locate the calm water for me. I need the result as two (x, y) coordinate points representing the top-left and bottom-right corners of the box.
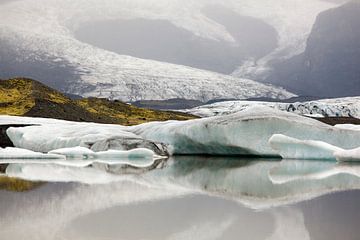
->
(1, 156), (360, 240)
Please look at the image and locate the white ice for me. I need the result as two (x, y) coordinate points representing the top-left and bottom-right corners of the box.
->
(0, 147), (65, 160)
(183, 97), (360, 119)
(6, 121), (137, 153)
(130, 107), (360, 158)
(49, 146), (94, 159)
(269, 134), (343, 160)
(335, 124), (360, 131)
(4, 107), (360, 160)
(334, 147), (360, 162)
(0, 0), (299, 101)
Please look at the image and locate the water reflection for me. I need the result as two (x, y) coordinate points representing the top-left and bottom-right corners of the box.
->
(149, 156), (360, 208)
(1, 156), (360, 240)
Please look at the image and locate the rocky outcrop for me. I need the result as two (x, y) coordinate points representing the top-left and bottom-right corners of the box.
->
(266, 1), (360, 97)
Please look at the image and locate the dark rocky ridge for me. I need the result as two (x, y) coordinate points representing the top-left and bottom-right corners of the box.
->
(0, 124), (34, 148)
(266, 1), (360, 98)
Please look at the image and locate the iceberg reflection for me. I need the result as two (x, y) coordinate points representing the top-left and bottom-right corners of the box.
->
(148, 156), (360, 208)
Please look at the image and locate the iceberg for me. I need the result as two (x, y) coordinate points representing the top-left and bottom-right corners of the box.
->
(335, 124), (360, 131)
(130, 107), (360, 157)
(94, 148), (157, 160)
(269, 134), (342, 160)
(48, 147), (163, 172)
(0, 147), (65, 160)
(48, 146), (160, 161)
(334, 147), (360, 162)
(5, 107), (360, 159)
(49, 147), (94, 159)
(6, 122), (137, 153)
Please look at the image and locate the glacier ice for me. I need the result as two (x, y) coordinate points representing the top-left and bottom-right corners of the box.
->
(49, 147), (159, 161)
(269, 134), (342, 160)
(89, 138), (169, 156)
(94, 148), (156, 160)
(334, 147), (360, 162)
(6, 122), (140, 153)
(130, 107), (360, 157)
(4, 107), (360, 160)
(183, 97), (360, 118)
(335, 124), (360, 131)
(0, 0), (340, 101)
(49, 146), (94, 159)
(0, 147), (65, 160)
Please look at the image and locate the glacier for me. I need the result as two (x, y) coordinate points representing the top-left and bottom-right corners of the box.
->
(182, 97), (360, 118)
(0, 0), (340, 101)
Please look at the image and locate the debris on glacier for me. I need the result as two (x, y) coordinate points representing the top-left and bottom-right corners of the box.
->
(182, 97), (360, 118)
(90, 138), (169, 156)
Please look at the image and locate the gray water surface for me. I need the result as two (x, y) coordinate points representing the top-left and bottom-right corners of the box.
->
(1, 156), (360, 240)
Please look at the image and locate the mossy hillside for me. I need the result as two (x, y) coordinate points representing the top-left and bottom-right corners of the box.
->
(0, 78), (70, 115)
(77, 97), (196, 125)
(0, 78), (35, 115)
(0, 78), (197, 125)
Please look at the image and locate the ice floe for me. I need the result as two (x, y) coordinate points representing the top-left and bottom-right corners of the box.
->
(334, 147), (360, 162)
(49, 146), (94, 159)
(269, 134), (342, 160)
(130, 107), (360, 157)
(0, 147), (65, 160)
(3, 107), (360, 160)
(335, 124), (360, 131)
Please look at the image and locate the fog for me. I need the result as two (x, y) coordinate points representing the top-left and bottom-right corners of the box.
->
(75, 5), (277, 74)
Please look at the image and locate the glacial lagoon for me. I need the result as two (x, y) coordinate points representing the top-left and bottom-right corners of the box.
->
(1, 156), (360, 240)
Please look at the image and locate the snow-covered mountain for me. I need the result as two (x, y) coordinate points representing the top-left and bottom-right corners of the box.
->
(182, 97), (360, 118)
(0, 0), (340, 101)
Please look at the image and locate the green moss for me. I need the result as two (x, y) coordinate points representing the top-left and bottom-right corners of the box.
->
(0, 78), (197, 125)
(76, 98), (197, 125)
(0, 78), (35, 115)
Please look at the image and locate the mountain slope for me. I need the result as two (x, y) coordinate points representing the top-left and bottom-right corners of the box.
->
(265, 1), (360, 97)
(0, 78), (196, 125)
(0, 0), (339, 101)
